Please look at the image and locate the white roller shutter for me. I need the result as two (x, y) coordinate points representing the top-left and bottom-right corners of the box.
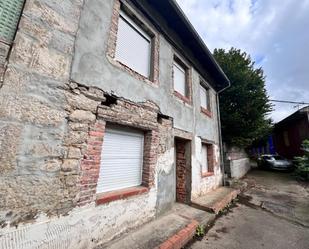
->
(200, 85), (208, 109)
(201, 144), (208, 173)
(115, 11), (151, 78)
(173, 61), (186, 96)
(96, 127), (144, 193)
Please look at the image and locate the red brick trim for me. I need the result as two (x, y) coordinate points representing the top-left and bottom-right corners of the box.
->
(78, 121), (105, 206)
(158, 220), (199, 249)
(173, 91), (191, 105)
(207, 144), (215, 173)
(200, 143), (215, 178)
(172, 54), (193, 105)
(96, 186), (149, 205)
(201, 107), (212, 118)
(142, 130), (159, 188)
(201, 172), (214, 178)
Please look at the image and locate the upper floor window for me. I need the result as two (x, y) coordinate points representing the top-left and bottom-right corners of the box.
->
(0, 0), (24, 43)
(200, 83), (210, 110)
(173, 59), (188, 97)
(115, 10), (152, 78)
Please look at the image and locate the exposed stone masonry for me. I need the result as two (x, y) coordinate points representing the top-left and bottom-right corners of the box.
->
(65, 82), (163, 207)
(0, 0), (168, 226)
(0, 0), (85, 227)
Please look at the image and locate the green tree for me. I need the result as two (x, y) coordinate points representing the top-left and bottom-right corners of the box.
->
(295, 140), (309, 181)
(213, 48), (272, 147)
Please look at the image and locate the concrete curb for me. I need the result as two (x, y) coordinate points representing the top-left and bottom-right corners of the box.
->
(157, 220), (199, 249)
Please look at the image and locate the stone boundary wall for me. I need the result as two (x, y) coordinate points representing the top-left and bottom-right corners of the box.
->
(224, 145), (251, 179)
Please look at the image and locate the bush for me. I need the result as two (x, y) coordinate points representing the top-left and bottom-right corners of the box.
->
(294, 140), (309, 181)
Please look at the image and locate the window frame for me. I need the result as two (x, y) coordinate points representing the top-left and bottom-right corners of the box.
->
(200, 80), (212, 118)
(106, 0), (159, 84)
(96, 125), (145, 194)
(115, 10), (152, 79)
(173, 59), (187, 96)
(172, 55), (192, 104)
(201, 143), (215, 177)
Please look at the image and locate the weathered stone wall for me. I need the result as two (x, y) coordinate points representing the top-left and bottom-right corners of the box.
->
(0, 0), (224, 247)
(0, 0), (85, 227)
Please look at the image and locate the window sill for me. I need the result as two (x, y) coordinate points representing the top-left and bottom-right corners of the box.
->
(106, 55), (158, 86)
(201, 172), (214, 178)
(96, 186), (149, 205)
(201, 107), (212, 118)
(174, 91), (191, 105)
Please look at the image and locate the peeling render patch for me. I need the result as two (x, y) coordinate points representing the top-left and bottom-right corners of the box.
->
(156, 148), (175, 174)
(0, 190), (157, 249)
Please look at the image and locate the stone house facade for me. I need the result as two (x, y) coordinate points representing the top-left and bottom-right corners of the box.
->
(0, 0), (230, 248)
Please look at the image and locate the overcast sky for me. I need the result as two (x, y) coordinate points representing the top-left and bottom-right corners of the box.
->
(176, 0), (309, 122)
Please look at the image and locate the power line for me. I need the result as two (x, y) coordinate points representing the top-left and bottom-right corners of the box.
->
(269, 99), (309, 105)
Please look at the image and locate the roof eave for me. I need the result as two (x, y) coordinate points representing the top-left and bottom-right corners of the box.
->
(169, 0), (230, 90)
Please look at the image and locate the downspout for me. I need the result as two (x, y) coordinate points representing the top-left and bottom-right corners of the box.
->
(217, 84), (230, 186)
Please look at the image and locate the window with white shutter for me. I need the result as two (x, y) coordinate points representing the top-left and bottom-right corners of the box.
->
(0, 0), (24, 43)
(173, 60), (187, 96)
(201, 143), (214, 174)
(201, 144), (208, 173)
(115, 10), (152, 78)
(96, 126), (144, 193)
(200, 84), (209, 109)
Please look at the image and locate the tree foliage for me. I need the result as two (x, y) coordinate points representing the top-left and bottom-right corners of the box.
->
(213, 48), (272, 147)
(294, 140), (309, 181)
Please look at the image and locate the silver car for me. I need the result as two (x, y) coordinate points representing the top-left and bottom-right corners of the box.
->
(257, 155), (294, 171)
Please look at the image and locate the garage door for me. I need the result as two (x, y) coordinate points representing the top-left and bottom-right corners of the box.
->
(96, 126), (144, 193)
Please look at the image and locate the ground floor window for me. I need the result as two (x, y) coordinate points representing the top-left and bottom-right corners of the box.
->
(201, 143), (214, 176)
(96, 125), (144, 193)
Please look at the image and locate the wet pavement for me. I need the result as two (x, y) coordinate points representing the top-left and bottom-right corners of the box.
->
(187, 169), (309, 249)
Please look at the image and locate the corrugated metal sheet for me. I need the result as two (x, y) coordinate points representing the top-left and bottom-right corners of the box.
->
(0, 0), (24, 43)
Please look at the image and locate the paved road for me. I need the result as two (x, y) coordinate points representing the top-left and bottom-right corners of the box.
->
(187, 169), (309, 249)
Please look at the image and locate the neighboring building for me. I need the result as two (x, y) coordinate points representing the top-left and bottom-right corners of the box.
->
(250, 136), (276, 157)
(273, 106), (309, 159)
(0, 0), (229, 248)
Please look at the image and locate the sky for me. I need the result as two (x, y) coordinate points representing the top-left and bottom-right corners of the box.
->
(175, 0), (309, 122)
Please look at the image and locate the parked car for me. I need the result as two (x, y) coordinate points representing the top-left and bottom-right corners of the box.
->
(257, 154), (294, 171)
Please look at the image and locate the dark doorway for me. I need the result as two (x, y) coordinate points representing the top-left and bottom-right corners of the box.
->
(175, 138), (192, 204)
